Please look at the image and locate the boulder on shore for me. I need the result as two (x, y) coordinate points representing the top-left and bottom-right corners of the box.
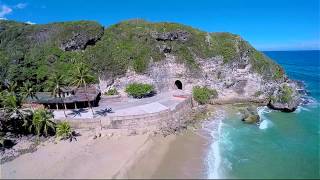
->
(242, 114), (260, 123)
(240, 106), (260, 124)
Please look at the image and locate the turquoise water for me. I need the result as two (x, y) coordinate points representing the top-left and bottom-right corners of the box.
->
(216, 51), (320, 179)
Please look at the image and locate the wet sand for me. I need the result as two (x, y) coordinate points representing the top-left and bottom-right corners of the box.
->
(124, 130), (213, 179)
(124, 105), (226, 179)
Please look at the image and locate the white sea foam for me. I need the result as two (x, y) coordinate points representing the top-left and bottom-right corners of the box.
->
(206, 109), (226, 179)
(257, 106), (273, 130)
(294, 106), (312, 114)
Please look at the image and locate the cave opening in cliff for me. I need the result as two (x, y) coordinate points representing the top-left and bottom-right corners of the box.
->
(175, 80), (183, 90)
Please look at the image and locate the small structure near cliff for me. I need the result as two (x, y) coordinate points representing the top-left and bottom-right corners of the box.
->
(27, 86), (101, 109)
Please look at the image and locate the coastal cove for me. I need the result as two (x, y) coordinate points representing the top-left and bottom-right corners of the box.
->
(131, 50), (319, 179)
(0, 18), (319, 179)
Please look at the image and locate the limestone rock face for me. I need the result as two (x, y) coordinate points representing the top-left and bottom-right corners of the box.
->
(60, 31), (103, 51)
(151, 30), (190, 42)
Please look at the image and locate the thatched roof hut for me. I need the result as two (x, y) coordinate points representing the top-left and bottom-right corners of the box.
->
(27, 86), (101, 109)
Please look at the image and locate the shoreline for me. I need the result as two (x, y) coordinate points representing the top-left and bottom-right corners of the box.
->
(1, 104), (257, 179)
(124, 105), (228, 179)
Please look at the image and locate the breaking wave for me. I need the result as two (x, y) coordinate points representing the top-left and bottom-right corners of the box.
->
(205, 109), (226, 179)
(257, 106), (273, 130)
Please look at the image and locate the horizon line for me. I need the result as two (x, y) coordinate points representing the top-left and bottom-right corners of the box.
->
(260, 49), (320, 52)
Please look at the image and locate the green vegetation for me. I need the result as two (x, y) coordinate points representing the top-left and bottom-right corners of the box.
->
(105, 88), (119, 96)
(249, 48), (284, 80)
(56, 121), (74, 140)
(70, 62), (96, 115)
(125, 83), (155, 98)
(279, 84), (293, 103)
(29, 109), (55, 137)
(254, 91), (263, 97)
(0, 20), (101, 91)
(1, 85), (80, 145)
(1, 19), (285, 92)
(210, 33), (238, 63)
(192, 86), (218, 105)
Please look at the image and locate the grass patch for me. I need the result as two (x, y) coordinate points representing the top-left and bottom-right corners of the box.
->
(105, 88), (119, 96)
(192, 86), (218, 105)
(125, 83), (155, 98)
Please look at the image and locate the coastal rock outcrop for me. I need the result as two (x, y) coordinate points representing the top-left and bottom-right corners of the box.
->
(267, 82), (301, 112)
(240, 106), (260, 124)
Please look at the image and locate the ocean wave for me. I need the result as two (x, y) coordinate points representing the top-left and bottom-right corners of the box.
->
(257, 106), (273, 130)
(204, 108), (227, 179)
(207, 119), (223, 179)
(294, 106), (311, 113)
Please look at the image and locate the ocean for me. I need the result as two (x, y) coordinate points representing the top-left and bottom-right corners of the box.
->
(212, 50), (320, 178)
(128, 50), (320, 179)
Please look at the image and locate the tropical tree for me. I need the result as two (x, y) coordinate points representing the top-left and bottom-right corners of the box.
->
(6, 81), (18, 94)
(29, 109), (55, 137)
(19, 80), (37, 111)
(56, 121), (77, 141)
(70, 62), (95, 116)
(46, 73), (67, 117)
(1, 91), (31, 132)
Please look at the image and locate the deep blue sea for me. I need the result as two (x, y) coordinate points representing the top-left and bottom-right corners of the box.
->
(214, 50), (320, 178)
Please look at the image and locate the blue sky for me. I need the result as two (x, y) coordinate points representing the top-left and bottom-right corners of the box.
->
(0, 0), (319, 51)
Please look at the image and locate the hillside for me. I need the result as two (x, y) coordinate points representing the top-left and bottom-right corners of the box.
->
(1, 19), (283, 88)
(0, 19), (300, 111)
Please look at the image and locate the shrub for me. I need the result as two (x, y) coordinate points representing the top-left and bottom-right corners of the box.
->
(279, 85), (293, 103)
(192, 86), (218, 105)
(254, 91), (263, 97)
(125, 83), (155, 98)
(105, 88), (119, 96)
(56, 121), (72, 140)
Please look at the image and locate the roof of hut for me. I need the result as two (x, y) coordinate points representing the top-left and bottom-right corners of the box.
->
(28, 86), (100, 104)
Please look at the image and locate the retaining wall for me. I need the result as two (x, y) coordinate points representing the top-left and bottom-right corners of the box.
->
(55, 97), (193, 131)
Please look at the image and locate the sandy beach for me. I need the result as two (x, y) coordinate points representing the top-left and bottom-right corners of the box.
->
(125, 130), (210, 179)
(0, 105), (225, 179)
(0, 130), (176, 179)
(0, 123), (217, 179)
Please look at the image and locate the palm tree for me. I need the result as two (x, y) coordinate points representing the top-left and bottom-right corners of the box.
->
(1, 91), (31, 131)
(70, 62), (95, 116)
(19, 81), (37, 111)
(46, 73), (67, 117)
(29, 109), (55, 137)
(6, 81), (18, 94)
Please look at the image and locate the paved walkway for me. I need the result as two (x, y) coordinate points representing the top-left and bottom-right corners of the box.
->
(53, 90), (190, 119)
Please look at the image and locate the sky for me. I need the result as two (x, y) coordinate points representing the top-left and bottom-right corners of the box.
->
(0, 0), (319, 51)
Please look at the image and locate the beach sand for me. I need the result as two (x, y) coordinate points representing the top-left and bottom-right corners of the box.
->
(0, 130), (169, 179)
(1, 105), (225, 179)
(0, 130), (210, 179)
(124, 130), (211, 179)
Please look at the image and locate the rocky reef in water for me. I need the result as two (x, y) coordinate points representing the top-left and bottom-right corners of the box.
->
(0, 19), (303, 112)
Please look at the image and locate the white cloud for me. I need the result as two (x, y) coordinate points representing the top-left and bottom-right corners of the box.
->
(0, 5), (12, 18)
(0, 17), (8, 20)
(15, 3), (27, 9)
(25, 21), (35, 25)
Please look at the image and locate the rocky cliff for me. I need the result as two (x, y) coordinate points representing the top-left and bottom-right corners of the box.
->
(0, 19), (302, 112)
